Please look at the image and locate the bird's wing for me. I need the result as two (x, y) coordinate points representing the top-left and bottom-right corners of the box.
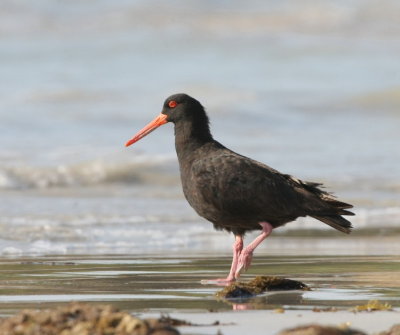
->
(190, 151), (314, 220)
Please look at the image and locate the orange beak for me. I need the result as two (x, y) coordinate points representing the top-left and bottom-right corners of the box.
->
(125, 113), (168, 147)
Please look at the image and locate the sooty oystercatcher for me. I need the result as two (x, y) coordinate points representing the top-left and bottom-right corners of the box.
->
(125, 93), (354, 283)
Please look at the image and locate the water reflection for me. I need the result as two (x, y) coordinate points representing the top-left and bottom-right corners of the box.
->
(224, 291), (306, 310)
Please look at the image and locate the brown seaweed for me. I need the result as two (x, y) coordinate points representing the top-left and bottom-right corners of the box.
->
(351, 300), (393, 313)
(278, 324), (367, 335)
(0, 302), (180, 335)
(216, 276), (310, 299)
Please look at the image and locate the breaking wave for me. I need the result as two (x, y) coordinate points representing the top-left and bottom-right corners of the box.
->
(0, 155), (179, 190)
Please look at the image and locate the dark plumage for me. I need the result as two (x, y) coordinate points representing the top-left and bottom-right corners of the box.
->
(125, 93), (354, 282)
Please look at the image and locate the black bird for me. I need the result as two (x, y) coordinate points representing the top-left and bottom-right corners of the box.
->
(125, 93), (354, 282)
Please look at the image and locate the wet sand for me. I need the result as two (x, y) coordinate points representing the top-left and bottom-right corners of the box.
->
(0, 254), (399, 334)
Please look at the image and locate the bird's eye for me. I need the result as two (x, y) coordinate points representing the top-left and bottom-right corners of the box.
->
(168, 100), (178, 108)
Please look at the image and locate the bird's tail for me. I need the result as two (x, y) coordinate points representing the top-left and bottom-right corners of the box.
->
(311, 197), (354, 234)
(311, 214), (353, 234)
(288, 178), (354, 233)
(302, 181), (354, 234)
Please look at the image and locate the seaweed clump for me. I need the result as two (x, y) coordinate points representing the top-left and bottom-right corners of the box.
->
(278, 324), (366, 335)
(377, 324), (400, 335)
(216, 276), (310, 299)
(0, 302), (180, 335)
(351, 300), (393, 313)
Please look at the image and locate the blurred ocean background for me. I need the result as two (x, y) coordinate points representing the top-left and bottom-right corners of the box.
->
(0, 0), (399, 256)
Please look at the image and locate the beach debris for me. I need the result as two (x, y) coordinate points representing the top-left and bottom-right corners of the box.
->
(312, 307), (339, 312)
(0, 302), (181, 335)
(274, 308), (286, 313)
(216, 276), (310, 299)
(146, 316), (189, 328)
(377, 324), (400, 335)
(351, 300), (393, 312)
(146, 314), (230, 328)
(278, 324), (367, 335)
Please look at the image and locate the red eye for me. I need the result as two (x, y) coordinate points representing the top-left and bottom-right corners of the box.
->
(168, 100), (177, 108)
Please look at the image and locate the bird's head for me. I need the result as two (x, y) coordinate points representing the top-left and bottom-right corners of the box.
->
(161, 93), (204, 123)
(125, 93), (209, 147)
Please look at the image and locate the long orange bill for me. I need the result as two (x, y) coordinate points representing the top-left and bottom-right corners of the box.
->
(125, 113), (168, 147)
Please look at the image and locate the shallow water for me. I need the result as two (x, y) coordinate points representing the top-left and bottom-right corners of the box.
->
(0, 254), (399, 318)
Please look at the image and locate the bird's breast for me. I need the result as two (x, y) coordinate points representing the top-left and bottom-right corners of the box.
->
(178, 160), (222, 223)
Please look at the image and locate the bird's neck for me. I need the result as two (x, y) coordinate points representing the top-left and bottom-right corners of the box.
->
(174, 120), (213, 163)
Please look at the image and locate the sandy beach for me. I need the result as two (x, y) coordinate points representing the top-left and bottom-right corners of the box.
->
(155, 310), (400, 335)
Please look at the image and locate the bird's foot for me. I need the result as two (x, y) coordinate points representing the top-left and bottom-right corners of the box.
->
(200, 277), (236, 286)
(235, 248), (253, 278)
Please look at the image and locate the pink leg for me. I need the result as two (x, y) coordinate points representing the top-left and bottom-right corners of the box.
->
(201, 235), (243, 285)
(225, 235), (244, 282)
(235, 222), (273, 279)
